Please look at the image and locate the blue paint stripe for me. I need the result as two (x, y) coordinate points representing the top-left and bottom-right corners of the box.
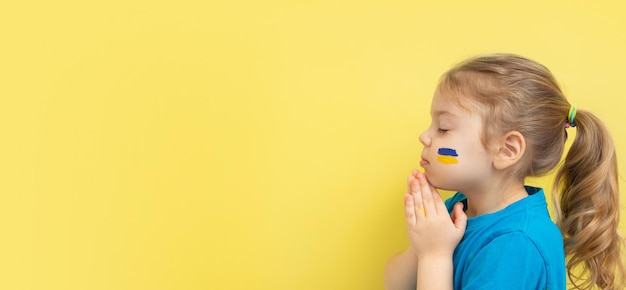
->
(438, 148), (458, 157)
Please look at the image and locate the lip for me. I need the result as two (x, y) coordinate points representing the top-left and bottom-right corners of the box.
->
(420, 158), (430, 167)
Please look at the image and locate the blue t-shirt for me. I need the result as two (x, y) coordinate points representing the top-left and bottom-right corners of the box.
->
(445, 187), (566, 290)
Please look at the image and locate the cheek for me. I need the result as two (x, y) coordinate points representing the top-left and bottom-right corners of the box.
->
(425, 149), (460, 184)
(435, 147), (460, 165)
(425, 159), (474, 191)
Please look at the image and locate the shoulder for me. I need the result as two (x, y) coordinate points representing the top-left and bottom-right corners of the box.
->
(475, 231), (544, 258)
(459, 232), (550, 289)
(468, 210), (563, 268)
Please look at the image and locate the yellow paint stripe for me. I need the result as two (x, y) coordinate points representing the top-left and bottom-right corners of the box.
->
(437, 155), (458, 165)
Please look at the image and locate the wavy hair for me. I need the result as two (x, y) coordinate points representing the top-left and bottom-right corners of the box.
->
(437, 53), (625, 289)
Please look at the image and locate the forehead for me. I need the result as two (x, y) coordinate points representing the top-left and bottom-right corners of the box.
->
(429, 90), (487, 137)
(430, 90), (469, 117)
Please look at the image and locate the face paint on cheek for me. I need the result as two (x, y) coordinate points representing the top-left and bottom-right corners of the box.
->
(437, 148), (459, 165)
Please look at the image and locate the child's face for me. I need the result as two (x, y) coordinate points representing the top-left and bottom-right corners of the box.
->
(418, 91), (495, 193)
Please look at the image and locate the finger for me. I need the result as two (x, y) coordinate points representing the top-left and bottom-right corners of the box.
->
(404, 194), (416, 226)
(410, 179), (425, 219)
(407, 175), (416, 195)
(428, 182), (446, 213)
(451, 202), (468, 232)
(421, 174), (446, 212)
(412, 170), (420, 186)
(417, 172), (437, 215)
(427, 179), (442, 202)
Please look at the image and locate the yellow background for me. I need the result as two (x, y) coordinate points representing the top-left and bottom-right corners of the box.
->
(1, 1), (625, 289)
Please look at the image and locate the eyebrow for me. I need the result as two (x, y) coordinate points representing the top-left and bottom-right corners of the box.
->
(432, 110), (455, 117)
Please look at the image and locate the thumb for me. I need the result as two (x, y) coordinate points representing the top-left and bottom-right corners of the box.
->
(451, 202), (467, 232)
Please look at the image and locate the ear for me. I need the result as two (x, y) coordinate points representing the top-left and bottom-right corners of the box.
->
(493, 131), (526, 170)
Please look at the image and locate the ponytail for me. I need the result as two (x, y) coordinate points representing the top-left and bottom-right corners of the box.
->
(553, 110), (625, 289)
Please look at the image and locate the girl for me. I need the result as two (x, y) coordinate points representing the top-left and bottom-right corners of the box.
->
(384, 54), (625, 290)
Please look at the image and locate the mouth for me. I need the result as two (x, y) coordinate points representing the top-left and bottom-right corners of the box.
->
(420, 158), (430, 167)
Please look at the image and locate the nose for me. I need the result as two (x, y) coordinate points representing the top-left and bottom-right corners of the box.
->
(419, 129), (430, 146)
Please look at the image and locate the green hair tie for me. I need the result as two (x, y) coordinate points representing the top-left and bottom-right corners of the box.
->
(566, 105), (577, 128)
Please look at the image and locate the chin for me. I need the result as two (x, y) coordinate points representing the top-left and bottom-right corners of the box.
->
(423, 172), (441, 187)
(424, 172), (455, 191)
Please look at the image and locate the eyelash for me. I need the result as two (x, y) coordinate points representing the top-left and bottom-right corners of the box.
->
(438, 128), (449, 133)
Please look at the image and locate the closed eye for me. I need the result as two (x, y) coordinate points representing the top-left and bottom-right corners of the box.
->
(438, 128), (448, 133)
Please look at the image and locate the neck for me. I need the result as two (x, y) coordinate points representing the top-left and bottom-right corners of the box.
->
(461, 178), (529, 218)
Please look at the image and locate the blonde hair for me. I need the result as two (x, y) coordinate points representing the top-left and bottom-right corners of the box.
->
(438, 53), (625, 289)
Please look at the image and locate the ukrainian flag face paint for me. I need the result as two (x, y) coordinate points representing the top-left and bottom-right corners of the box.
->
(436, 148), (459, 165)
